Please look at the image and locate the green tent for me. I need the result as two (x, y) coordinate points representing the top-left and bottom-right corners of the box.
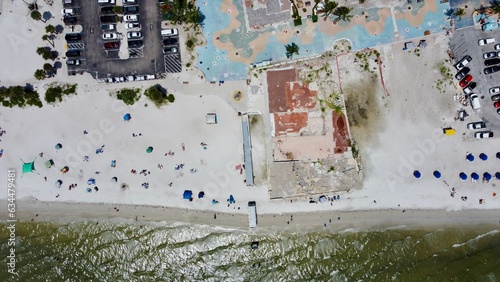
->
(146, 146), (153, 153)
(22, 159), (38, 175)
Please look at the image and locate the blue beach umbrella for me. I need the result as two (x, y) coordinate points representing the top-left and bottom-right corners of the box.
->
(496, 172), (500, 180)
(480, 153), (488, 161)
(471, 172), (479, 180)
(433, 170), (441, 178)
(413, 170), (421, 178)
(484, 172), (492, 181)
(497, 152), (500, 159)
(466, 154), (474, 161)
(123, 113), (131, 121)
(459, 172), (467, 181)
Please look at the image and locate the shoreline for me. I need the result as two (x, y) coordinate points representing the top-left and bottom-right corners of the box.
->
(3, 200), (500, 231)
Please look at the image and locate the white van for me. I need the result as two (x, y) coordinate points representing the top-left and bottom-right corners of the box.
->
(161, 28), (178, 37)
(470, 94), (481, 110)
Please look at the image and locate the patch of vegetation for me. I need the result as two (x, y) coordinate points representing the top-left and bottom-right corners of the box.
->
(434, 61), (453, 94)
(113, 6), (123, 14)
(317, 91), (343, 115)
(350, 140), (359, 159)
(144, 84), (174, 108)
(0, 85), (42, 108)
(354, 50), (379, 74)
(44, 84), (78, 104)
(114, 88), (141, 105)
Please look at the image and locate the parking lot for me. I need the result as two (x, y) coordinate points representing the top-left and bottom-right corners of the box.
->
(450, 26), (500, 132)
(63, 0), (181, 80)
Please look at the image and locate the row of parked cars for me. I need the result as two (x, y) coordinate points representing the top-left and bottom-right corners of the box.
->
(161, 28), (179, 54)
(63, 1), (84, 66)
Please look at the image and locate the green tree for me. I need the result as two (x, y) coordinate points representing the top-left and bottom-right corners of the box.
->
(186, 6), (205, 27)
(36, 47), (51, 60)
(333, 6), (353, 22)
(45, 24), (56, 34)
(317, 0), (338, 19)
(31, 10), (41, 21)
(43, 63), (53, 75)
(34, 69), (46, 80)
(453, 8), (466, 20)
(285, 42), (299, 59)
(42, 34), (54, 47)
(144, 85), (170, 108)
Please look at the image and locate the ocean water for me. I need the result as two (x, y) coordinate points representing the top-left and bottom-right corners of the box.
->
(1, 220), (500, 281)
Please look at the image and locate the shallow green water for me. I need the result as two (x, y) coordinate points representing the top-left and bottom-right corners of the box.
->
(1, 220), (500, 281)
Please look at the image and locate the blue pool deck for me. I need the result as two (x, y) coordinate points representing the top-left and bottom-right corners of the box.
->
(196, 0), (475, 82)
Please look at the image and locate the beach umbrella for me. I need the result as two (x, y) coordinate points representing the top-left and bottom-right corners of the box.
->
(459, 172), (467, 181)
(86, 188), (92, 193)
(480, 153), (488, 161)
(123, 113), (131, 121)
(433, 170), (441, 178)
(146, 146), (153, 153)
(471, 172), (479, 180)
(55, 143), (62, 149)
(55, 179), (62, 188)
(229, 195), (235, 204)
(413, 170), (421, 178)
(87, 178), (95, 185)
(496, 172), (500, 180)
(484, 172), (492, 181)
(198, 191), (205, 198)
(466, 153), (474, 161)
(497, 152), (500, 159)
(111, 177), (118, 182)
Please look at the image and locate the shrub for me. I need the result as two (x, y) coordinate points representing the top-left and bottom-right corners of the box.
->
(0, 85), (42, 108)
(144, 85), (171, 108)
(45, 84), (77, 104)
(116, 88), (141, 105)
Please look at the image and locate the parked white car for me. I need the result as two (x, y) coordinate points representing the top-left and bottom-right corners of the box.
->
(490, 87), (500, 94)
(478, 38), (495, 46)
(102, 33), (118, 40)
(124, 15), (139, 22)
(123, 0), (136, 3)
(127, 31), (142, 39)
(125, 23), (141, 30)
(62, 8), (74, 15)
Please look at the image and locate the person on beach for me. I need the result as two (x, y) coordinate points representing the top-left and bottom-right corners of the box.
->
(181, 143), (186, 151)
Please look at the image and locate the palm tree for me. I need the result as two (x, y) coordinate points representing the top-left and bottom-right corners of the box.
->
(42, 34), (54, 47)
(491, 5), (500, 15)
(45, 24), (56, 34)
(444, 8), (455, 20)
(31, 10), (41, 21)
(36, 47), (51, 60)
(186, 6), (205, 28)
(333, 6), (353, 22)
(43, 63), (52, 74)
(285, 42), (299, 59)
(34, 69), (46, 80)
(453, 8), (466, 20)
(317, 0), (338, 19)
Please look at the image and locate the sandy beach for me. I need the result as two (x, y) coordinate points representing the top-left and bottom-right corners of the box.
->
(3, 199), (500, 231)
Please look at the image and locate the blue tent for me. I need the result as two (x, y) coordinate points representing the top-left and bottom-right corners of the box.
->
(484, 172), (492, 180)
(459, 172), (467, 180)
(471, 172), (479, 180)
(183, 190), (192, 200)
(496, 172), (500, 180)
(433, 170), (441, 178)
(497, 152), (500, 159)
(198, 191), (205, 198)
(413, 170), (421, 178)
(480, 153), (488, 161)
(87, 178), (95, 185)
(466, 154), (474, 161)
(229, 195), (235, 204)
(123, 113), (131, 121)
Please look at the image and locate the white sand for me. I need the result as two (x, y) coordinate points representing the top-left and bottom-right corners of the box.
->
(0, 2), (499, 228)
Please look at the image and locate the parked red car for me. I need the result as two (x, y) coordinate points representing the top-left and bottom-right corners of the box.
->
(494, 101), (500, 108)
(459, 74), (473, 88)
(104, 41), (119, 49)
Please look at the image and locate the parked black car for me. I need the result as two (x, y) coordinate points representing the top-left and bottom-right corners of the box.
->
(163, 37), (178, 46)
(65, 33), (82, 42)
(123, 6), (139, 14)
(100, 15), (117, 23)
(484, 65), (500, 74)
(128, 40), (143, 48)
(63, 17), (77, 25)
(484, 58), (500, 66)
(455, 67), (470, 80)
(65, 50), (82, 57)
(101, 6), (115, 14)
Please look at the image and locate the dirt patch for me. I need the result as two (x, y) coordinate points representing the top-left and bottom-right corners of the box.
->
(343, 75), (384, 148)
